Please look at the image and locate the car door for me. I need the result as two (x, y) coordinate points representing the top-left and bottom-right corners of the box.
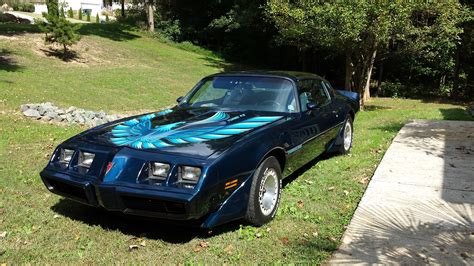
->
(283, 79), (333, 176)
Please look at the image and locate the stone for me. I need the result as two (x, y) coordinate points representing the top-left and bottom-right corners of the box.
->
(66, 106), (76, 113)
(65, 114), (74, 122)
(20, 104), (30, 112)
(40, 116), (52, 122)
(23, 109), (40, 118)
(38, 106), (47, 115)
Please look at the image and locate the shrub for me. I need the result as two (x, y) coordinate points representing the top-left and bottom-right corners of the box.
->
(12, 3), (35, 12)
(95, 12), (99, 23)
(60, 6), (64, 17)
(11, 2), (19, 11)
(86, 12), (90, 22)
(37, 14), (81, 56)
(78, 8), (82, 20)
(114, 8), (121, 18)
(67, 7), (73, 18)
(105, 13), (109, 22)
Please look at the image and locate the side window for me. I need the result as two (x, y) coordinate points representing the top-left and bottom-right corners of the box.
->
(297, 80), (314, 112)
(313, 80), (331, 106)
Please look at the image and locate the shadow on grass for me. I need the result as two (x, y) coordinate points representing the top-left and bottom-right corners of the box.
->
(0, 23), (40, 36)
(40, 48), (81, 62)
(51, 198), (240, 243)
(369, 122), (405, 134)
(78, 23), (140, 41)
(283, 152), (334, 188)
(0, 48), (23, 72)
(439, 108), (473, 121)
(200, 56), (247, 72)
(363, 105), (392, 111)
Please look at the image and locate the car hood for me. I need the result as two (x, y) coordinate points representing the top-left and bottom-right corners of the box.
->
(74, 107), (286, 159)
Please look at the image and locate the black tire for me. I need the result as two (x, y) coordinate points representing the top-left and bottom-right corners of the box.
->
(339, 116), (353, 154)
(244, 156), (282, 226)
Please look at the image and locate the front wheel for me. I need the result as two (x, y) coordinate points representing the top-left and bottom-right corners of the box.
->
(245, 156), (282, 226)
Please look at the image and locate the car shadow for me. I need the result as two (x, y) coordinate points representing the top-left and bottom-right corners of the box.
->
(51, 198), (241, 243)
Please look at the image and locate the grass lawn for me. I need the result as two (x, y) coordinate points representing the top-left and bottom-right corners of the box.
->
(0, 23), (472, 263)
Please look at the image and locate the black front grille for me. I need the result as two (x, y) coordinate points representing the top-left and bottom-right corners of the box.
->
(121, 195), (186, 214)
(46, 178), (88, 202)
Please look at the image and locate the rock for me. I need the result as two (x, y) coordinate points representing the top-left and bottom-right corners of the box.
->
(38, 105), (47, 115)
(41, 116), (52, 122)
(23, 109), (40, 118)
(66, 107), (76, 113)
(65, 114), (74, 122)
(20, 104), (30, 112)
(56, 109), (65, 115)
(46, 112), (59, 119)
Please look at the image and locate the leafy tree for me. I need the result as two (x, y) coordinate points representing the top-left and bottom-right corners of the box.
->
(96, 12), (99, 23)
(265, 1), (413, 106)
(78, 8), (82, 20)
(38, 13), (81, 57)
(86, 12), (90, 22)
(59, 6), (64, 17)
(67, 7), (73, 18)
(45, 0), (59, 17)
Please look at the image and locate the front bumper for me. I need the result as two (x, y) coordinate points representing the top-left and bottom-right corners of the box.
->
(40, 169), (207, 221)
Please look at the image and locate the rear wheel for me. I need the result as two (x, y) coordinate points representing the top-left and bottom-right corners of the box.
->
(245, 156), (282, 226)
(339, 116), (353, 154)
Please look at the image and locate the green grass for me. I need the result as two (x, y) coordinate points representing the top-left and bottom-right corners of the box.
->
(0, 23), (472, 264)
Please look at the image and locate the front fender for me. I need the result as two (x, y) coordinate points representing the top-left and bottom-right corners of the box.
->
(201, 126), (287, 228)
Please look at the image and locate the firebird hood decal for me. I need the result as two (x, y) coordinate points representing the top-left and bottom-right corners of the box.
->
(109, 110), (283, 150)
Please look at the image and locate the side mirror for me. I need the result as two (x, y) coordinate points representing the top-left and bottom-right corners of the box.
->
(176, 96), (183, 103)
(306, 102), (318, 110)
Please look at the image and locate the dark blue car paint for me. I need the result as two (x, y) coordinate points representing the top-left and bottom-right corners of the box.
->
(40, 71), (359, 228)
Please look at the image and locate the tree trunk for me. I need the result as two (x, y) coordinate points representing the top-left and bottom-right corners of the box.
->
(376, 62), (384, 96)
(362, 49), (377, 103)
(121, 0), (125, 17)
(146, 0), (154, 32)
(345, 47), (353, 91)
(452, 46), (460, 98)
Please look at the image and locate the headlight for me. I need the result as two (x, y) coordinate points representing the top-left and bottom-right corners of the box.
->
(149, 162), (171, 180)
(180, 166), (201, 184)
(59, 149), (74, 164)
(78, 151), (95, 168)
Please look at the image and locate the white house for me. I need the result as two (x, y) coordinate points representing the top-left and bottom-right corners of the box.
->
(34, 0), (104, 17)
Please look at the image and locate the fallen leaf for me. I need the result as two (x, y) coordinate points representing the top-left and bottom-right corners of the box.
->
(343, 190), (350, 196)
(328, 186), (335, 191)
(199, 240), (209, 248)
(255, 233), (262, 238)
(303, 233), (309, 237)
(312, 231), (319, 237)
(297, 200), (304, 208)
(266, 227), (272, 233)
(0, 231), (6, 238)
(224, 244), (234, 255)
(128, 245), (139, 251)
(304, 180), (313, 185)
(280, 237), (289, 245)
(53, 214), (60, 219)
(193, 246), (202, 253)
(140, 240), (146, 247)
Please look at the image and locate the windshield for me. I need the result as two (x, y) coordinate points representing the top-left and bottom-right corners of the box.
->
(181, 76), (297, 113)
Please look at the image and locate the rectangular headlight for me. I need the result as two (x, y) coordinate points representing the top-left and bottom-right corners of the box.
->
(78, 151), (95, 168)
(149, 162), (170, 180)
(59, 149), (74, 164)
(180, 166), (201, 184)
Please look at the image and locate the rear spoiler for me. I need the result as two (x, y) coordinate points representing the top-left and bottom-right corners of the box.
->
(336, 90), (360, 112)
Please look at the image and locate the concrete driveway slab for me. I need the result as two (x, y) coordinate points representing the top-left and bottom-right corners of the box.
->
(330, 120), (474, 265)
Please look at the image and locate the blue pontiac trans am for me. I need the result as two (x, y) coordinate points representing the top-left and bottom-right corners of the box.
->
(40, 71), (359, 228)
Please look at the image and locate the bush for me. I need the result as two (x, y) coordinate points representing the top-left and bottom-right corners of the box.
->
(114, 8), (121, 18)
(105, 13), (109, 22)
(86, 12), (90, 22)
(12, 2), (35, 12)
(37, 14), (81, 56)
(60, 6), (64, 17)
(95, 12), (99, 23)
(67, 7), (73, 18)
(78, 8), (82, 20)
(155, 19), (181, 41)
